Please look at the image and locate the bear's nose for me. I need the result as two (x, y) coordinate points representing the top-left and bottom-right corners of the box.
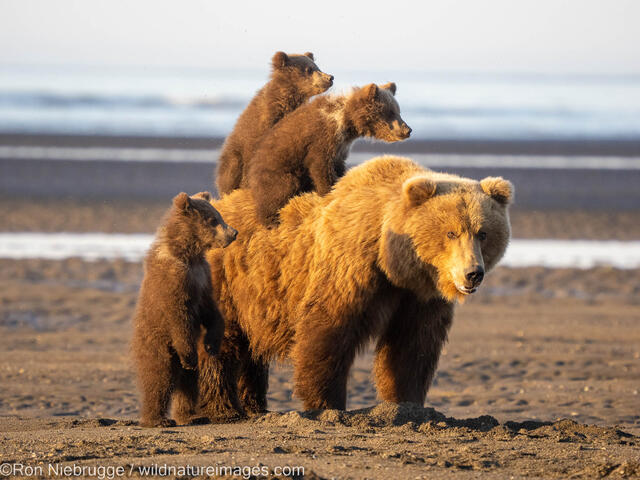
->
(465, 266), (484, 286)
(228, 227), (238, 239)
(328, 75), (334, 82)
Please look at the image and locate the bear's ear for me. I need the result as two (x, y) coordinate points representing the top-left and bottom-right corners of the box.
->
(480, 177), (513, 205)
(272, 51), (289, 69)
(364, 83), (379, 101)
(380, 82), (397, 96)
(402, 176), (437, 207)
(173, 192), (192, 211)
(193, 191), (212, 202)
(303, 52), (314, 61)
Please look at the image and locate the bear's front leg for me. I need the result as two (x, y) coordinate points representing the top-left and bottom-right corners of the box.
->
(292, 312), (360, 410)
(374, 297), (453, 404)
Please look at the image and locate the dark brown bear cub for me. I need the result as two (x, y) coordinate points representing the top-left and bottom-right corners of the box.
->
(131, 191), (237, 428)
(216, 51), (333, 196)
(246, 82), (411, 225)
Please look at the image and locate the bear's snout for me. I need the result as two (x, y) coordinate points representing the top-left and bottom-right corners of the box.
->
(465, 266), (485, 287)
(399, 123), (412, 139)
(225, 226), (238, 243)
(320, 73), (334, 86)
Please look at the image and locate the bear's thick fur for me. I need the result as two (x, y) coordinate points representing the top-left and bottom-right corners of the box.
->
(244, 83), (412, 225)
(215, 51), (333, 196)
(131, 191), (237, 427)
(198, 156), (512, 418)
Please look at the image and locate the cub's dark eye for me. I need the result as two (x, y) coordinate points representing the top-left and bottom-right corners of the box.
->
(478, 231), (487, 241)
(306, 67), (312, 74)
(447, 231), (457, 239)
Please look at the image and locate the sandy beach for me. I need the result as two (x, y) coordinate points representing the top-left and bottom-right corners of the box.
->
(1, 134), (639, 478)
(1, 257), (639, 478)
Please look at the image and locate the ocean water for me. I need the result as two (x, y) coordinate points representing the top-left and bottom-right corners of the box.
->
(1, 65), (640, 140)
(0, 233), (639, 269)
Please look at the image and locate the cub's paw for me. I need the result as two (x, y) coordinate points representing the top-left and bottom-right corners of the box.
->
(202, 340), (219, 356)
(178, 350), (198, 370)
(139, 417), (176, 428)
(186, 416), (211, 425)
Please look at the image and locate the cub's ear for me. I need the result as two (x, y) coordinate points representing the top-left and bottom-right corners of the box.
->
(272, 51), (289, 69)
(480, 177), (513, 205)
(173, 192), (192, 211)
(364, 83), (379, 101)
(193, 191), (212, 202)
(402, 176), (437, 207)
(380, 82), (397, 96)
(303, 52), (314, 60)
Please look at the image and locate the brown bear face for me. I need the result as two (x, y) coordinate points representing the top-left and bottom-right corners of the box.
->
(271, 51), (334, 97)
(380, 175), (512, 303)
(348, 83), (411, 142)
(173, 192), (238, 250)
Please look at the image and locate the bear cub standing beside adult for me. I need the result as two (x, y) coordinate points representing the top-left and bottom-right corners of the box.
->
(245, 82), (412, 225)
(216, 51), (333, 196)
(131, 191), (237, 427)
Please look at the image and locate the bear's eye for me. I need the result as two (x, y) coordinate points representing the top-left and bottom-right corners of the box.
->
(477, 231), (487, 241)
(447, 231), (457, 239)
(305, 67), (312, 75)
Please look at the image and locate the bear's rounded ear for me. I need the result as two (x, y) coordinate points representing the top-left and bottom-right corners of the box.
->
(480, 177), (513, 205)
(173, 192), (191, 211)
(364, 83), (379, 100)
(193, 191), (212, 202)
(303, 52), (314, 61)
(403, 176), (437, 207)
(272, 51), (289, 69)
(380, 82), (397, 96)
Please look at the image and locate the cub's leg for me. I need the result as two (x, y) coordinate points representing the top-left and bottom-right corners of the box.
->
(198, 323), (246, 421)
(135, 343), (178, 428)
(171, 366), (201, 425)
(249, 168), (301, 226)
(216, 146), (243, 196)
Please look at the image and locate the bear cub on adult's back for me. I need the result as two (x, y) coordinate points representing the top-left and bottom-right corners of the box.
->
(131, 191), (237, 427)
(216, 51), (333, 196)
(245, 83), (412, 225)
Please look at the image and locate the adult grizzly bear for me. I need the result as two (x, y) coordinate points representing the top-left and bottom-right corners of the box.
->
(215, 51), (333, 196)
(199, 156), (513, 418)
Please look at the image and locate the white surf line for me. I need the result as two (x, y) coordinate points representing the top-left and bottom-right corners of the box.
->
(0, 233), (153, 262)
(1, 145), (640, 170)
(0, 145), (215, 163)
(1, 233), (639, 269)
(501, 240), (640, 269)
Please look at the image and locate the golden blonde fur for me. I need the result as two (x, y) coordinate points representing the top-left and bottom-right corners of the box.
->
(198, 156), (513, 414)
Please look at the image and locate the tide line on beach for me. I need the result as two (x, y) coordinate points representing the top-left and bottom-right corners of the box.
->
(2, 145), (640, 170)
(0, 233), (639, 269)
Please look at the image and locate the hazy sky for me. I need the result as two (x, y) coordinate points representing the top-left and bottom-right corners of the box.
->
(1, 0), (639, 74)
